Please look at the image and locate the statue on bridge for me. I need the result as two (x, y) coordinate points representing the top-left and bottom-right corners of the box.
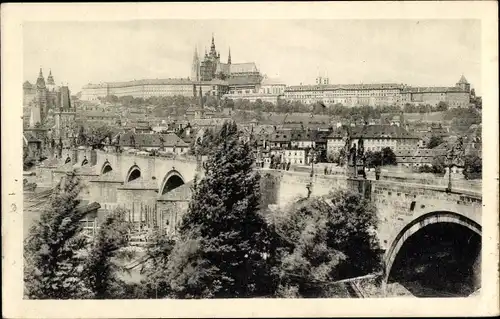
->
(357, 137), (366, 179)
(341, 127), (352, 167)
(349, 143), (357, 167)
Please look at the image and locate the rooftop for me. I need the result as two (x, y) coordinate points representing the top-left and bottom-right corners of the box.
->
(327, 125), (418, 139)
(119, 132), (189, 148)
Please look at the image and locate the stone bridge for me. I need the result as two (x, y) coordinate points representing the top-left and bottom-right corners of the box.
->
(260, 169), (482, 295)
(34, 149), (482, 295)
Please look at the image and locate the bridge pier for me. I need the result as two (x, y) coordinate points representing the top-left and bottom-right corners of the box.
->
(347, 177), (372, 200)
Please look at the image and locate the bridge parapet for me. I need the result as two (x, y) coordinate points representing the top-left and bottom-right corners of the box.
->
(371, 179), (482, 250)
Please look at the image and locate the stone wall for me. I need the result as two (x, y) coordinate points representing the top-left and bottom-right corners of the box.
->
(90, 181), (121, 203)
(116, 188), (158, 205)
(259, 169), (348, 208)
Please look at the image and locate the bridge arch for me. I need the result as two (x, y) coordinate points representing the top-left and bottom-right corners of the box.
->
(125, 165), (142, 183)
(159, 170), (185, 195)
(384, 211), (481, 296)
(101, 161), (113, 175)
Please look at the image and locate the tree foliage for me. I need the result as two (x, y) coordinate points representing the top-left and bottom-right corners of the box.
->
(428, 135), (444, 149)
(134, 232), (177, 299)
(167, 121), (279, 298)
(24, 172), (92, 299)
(463, 154), (482, 180)
(365, 147), (397, 168)
(84, 208), (132, 299)
(272, 190), (381, 297)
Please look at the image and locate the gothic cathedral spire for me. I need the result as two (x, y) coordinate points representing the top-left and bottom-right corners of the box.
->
(210, 33), (216, 55)
(228, 47), (232, 64)
(191, 46), (200, 81)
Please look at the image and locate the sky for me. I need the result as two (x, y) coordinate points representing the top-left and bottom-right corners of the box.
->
(23, 19), (481, 94)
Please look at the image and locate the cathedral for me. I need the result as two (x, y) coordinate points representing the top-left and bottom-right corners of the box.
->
(23, 69), (75, 127)
(23, 68), (76, 143)
(191, 34), (261, 83)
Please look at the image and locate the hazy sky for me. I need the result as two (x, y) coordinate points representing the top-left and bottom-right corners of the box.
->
(23, 19), (481, 94)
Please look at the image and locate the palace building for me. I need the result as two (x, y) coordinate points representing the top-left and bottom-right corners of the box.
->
(284, 75), (473, 109)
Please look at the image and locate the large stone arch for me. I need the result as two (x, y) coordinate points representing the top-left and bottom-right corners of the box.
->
(101, 160), (113, 175)
(159, 170), (185, 195)
(383, 210), (482, 285)
(125, 165), (142, 183)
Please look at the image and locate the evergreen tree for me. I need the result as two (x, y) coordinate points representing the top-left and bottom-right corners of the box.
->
(84, 208), (131, 299)
(24, 172), (92, 299)
(167, 121), (278, 298)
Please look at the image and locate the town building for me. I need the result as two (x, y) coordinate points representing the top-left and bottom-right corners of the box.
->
(284, 75), (473, 108)
(326, 125), (420, 158)
(394, 148), (446, 168)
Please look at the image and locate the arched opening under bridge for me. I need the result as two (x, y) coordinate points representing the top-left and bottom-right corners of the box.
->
(160, 171), (185, 195)
(386, 212), (481, 297)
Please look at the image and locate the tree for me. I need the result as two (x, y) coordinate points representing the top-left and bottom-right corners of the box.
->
(166, 121), (279, 298)
(430, 155), (446, 174)
(272, 190), (381, 297)
(403, 103), (417, 113)
(364, 148), (396, 168)
(24, 172), (92, 299)
(381, 147), (397, 166)
(463, 154), (482, 180)
(365, 150), (382, 168)
(427, 135), (444, 149)
(84, 208), (132, 299)
(137, 232), (177, 298)
(435, 101), (449, 112)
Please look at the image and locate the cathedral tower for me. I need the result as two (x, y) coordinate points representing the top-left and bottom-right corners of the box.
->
(46, 69), (56, 92)
(35, 68), (47, 124)
(191, 46), (200, 81)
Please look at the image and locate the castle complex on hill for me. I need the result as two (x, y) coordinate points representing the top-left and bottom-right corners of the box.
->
(80, 35), (263, 102)
(75, 33), (475, 108)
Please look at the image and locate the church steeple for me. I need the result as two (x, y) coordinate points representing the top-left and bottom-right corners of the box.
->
(210, 33), (216, 56)
(47, 69), (55, 85)
(191, 46), (200, 81)
(193, 46), (199, 61)
(36, 68), (46, 89)
(228, 47), (232, 64)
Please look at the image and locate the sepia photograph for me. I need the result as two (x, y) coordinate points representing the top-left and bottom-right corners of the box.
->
(2, 2), (499, 318)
